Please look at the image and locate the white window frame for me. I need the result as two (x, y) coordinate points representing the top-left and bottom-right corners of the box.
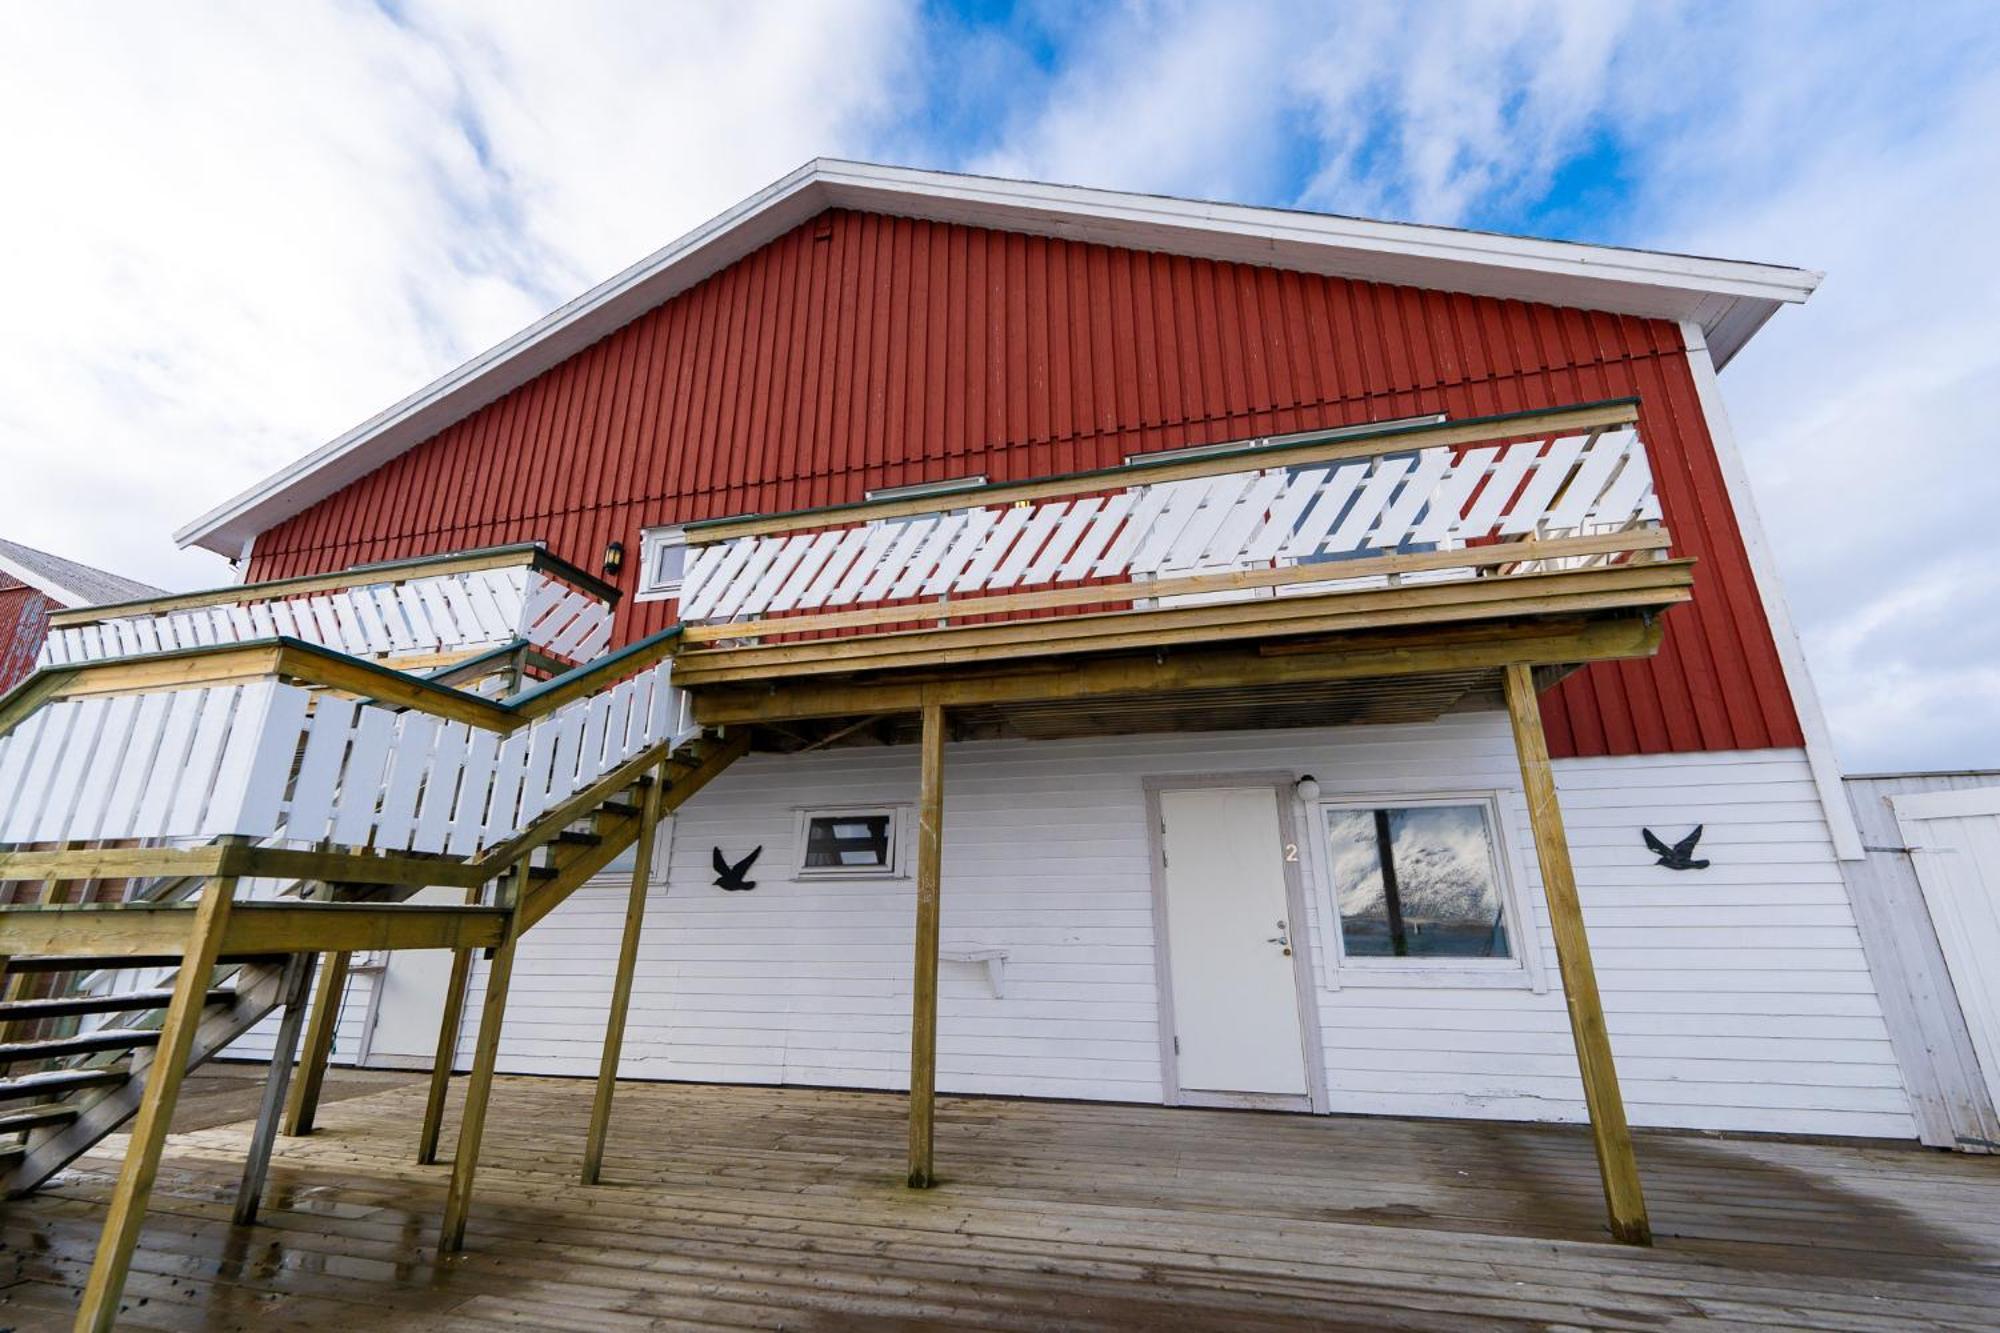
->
(793, 805), (909, 879)
(634, 524), (688, 603)
(1305, 790), (1542, 991)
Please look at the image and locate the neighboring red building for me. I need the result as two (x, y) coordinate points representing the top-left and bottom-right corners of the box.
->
(0, 540), (162, 692)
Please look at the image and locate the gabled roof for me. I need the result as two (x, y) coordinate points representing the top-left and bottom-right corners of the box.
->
(178, 159), (1823, 557)
(0, 539), (164, 608)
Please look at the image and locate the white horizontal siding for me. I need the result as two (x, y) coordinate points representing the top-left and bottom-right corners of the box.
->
(412, 719), (1914, 1140)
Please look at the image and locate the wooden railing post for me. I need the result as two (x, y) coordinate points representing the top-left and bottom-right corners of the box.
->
(582, 759), (668, 1184)
(282, 950), (350, 1136)
(1503, 663), (1651, 1245)
(76, 874), (237, 1332)
(233, 952), (314, 1225)
(417, 927), (477, 1166)
(439, 859), (530, 1253)
(907, 702), (946, 1189)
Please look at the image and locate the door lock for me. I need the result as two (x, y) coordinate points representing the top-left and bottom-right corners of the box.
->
(1266, 920), (1292, 955)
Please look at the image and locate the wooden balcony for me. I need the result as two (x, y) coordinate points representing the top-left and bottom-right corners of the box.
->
(40, 542), (619, 676)
(672, 400), (1690, 737)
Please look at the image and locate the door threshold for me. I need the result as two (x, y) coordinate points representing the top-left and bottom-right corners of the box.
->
(1177, 1089), (1314, 1113)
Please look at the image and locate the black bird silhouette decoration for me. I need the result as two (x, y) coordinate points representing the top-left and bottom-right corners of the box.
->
(712, 845), (762, 891)
(1643, 825), (1709, 871)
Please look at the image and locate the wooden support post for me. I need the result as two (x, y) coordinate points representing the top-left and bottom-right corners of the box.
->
(1503, 663), (1651, 1246)
(582, 759), (668, 1185)
(438, 859), (529, 1254)
(232, 953), (314, 1226)
(75, 876), (237, 1332)
(416, 931), (477, 1166)
(282, 950), (351, 1136)
(907, 702), (946, 1189)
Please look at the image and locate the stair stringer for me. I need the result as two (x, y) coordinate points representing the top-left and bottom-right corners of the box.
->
(5, 959), (292, 1196)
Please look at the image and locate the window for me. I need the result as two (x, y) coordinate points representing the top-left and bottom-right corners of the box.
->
(1323, 800), (1512, 961)
(795, 807), (902, 877)
(636, 525), (687, 602)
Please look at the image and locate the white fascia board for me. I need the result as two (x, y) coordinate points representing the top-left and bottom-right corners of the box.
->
(1678, 319), (1862, 860)
(177, 158), (1822, 556)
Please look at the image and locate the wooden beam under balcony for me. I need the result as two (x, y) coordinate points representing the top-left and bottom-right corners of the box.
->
(674, 560), (1691, 688)
(690, 611), (1666, 726)
(0, 901), (510, 959)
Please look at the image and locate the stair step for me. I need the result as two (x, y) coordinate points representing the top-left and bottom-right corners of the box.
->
(0, 1068), (126, 1103)
(6, 952), (288, 974)
(598, 800), (640, 818)
(0, 1103), (80, 1135)
(526, 864), (558, 882)
(0, 1028), (161, 1062)
(0, 987), (233, 1023)
(554, 830), (603, 847)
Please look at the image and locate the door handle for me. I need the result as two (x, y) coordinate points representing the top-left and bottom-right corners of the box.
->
(1266, 920), (1291, 954)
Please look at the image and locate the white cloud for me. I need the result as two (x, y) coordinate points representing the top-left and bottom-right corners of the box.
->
(0, 0), (916, 590)
(2, 0), (1993, 771)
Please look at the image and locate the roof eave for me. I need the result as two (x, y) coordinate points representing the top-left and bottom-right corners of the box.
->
(177, 159), (1821, 557)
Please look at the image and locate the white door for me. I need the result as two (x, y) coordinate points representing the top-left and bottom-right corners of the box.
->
(1896, 786), (2000, 1115)
(1158, 786), (1309, 1098)
(364, 886), (464, 1068)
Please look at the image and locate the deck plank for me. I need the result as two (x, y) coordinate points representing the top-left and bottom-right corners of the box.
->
(2, 1072), (1995, 1330)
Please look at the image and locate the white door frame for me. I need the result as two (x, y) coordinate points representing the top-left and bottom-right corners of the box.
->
(1144, 772), (1330, 1113)
(1893, 785), (2000, 1123)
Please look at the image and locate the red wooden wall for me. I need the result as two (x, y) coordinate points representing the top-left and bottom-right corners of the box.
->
(0, 577), (54, 694)
(247, 208), (1802, 757)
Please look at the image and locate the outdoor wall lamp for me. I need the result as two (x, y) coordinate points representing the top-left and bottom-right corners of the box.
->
(1295, 775), (1321, 802)
(602, 540), (625, 577)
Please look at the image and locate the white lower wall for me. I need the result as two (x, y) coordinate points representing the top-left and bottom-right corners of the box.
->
(369, 716), (1913, 1141)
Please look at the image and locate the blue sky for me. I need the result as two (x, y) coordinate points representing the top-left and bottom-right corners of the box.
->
(0, 1), (1996, 771)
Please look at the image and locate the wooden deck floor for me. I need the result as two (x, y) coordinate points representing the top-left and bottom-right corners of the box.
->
(3, 1074), (1996, 1330)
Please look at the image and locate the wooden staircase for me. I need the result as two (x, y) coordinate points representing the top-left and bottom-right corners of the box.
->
(0, 728), (746, 1203)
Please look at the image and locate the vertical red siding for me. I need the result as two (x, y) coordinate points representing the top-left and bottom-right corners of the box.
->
(247, 209), (1803, 758)
(0, 579), (53, 694)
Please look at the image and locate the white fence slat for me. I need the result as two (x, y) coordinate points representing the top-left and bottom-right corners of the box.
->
(857, 520), (938, 602)
(159, 687), (235, 833)
(1324, 456), (1411, 555)
(515, 715), (564, 824)
(1160, 476), (1255, 573)
(1366, 449), (1452, 550)
(99, 692), (171, 840)
(0, 711), (57, 840)
(887, 514), (971, 601)
(132, 691), (204, 839)
(1021, 499), (1103, 585)
(984, 505), (1067, 590)
(329, 706), (396, 847)
(579, 695), (614, 787)
(709, 537), (786, 620)
(5, 707), (73, 840)
(1458, 441), (1539, 535)
(68, 695), (140, 842)
(946, 505), (1028, 593)
(604, 678), (638, 764)
(39, 698), (107, 842)
(1411, 446), (1495, 544)
(373, 714), (438, 851)
(1544, 431), (1623, 531)
(445, 728), (499, 856)
(1053, 491), (1134, 582)
(571, 609), (614, 662)
(463, 571), (517, 643)
(794, 526), (873, 610)
(914, 510), (991, 597)
(287, 697), (357, 843)
(1587, 433), (1654, 525)
(212, 682), (310, 841)
(409, 722), (468, 855)
(480, 729), (533, 847)
(682, 535), (760, 620)
(1498, 435), (1587, 536)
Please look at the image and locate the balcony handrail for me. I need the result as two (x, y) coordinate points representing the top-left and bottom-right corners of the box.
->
(0, 627), (691, 859)
(39, 542), (619, 673)
(46, 542), (618, 627)
(677, 399), (1659, 642)
(684, 398), (1639, 545)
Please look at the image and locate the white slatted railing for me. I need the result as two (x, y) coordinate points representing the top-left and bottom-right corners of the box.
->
(39, 554), (614, 670)
(681, 427), (1659, 627)
(0, 661), (694, 857)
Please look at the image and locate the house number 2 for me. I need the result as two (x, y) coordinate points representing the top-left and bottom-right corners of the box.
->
(1283, 843), (1298, 862)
